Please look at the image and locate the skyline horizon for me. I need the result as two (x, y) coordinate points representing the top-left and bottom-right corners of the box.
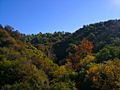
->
(1, 0), (120, 34)
(1, 18), (120, 35)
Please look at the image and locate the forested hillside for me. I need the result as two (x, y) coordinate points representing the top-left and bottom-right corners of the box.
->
(22, 19), (120, 64)
(0, 19), (120, 90)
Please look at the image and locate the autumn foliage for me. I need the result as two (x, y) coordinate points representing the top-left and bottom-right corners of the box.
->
(0, 20), (120, 90)
(66, 38), (94, 70)
(77, 38), (93, 56)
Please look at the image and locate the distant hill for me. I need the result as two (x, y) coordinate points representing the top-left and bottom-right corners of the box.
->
(18, 20), (120, 63)
(53, 19), (120, 62)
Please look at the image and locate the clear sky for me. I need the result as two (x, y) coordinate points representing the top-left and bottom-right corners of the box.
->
(0, 0), (120, 34)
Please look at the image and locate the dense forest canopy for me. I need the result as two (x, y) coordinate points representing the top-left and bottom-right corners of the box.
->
(0, 19), (120, 90)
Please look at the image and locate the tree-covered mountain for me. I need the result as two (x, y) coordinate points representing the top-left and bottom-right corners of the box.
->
(22, 19), (120, 64)
(0, 19), (120, 90)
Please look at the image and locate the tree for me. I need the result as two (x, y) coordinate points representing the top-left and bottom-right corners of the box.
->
(65, 38), (94, 71)
(96, 45), (120, 62)
(85, 59), (120, 90)
(77, 38), (93, 57)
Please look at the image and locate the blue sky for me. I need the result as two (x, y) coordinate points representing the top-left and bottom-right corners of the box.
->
(0, 0), (120, 34)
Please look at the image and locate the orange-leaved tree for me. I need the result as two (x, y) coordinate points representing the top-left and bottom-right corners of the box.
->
(77, 38), (93, 57)
(65, 38), (94, 71)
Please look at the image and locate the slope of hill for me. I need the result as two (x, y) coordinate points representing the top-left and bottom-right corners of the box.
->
(0, 26), (58, 89)
(0, 19), (120, 90)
